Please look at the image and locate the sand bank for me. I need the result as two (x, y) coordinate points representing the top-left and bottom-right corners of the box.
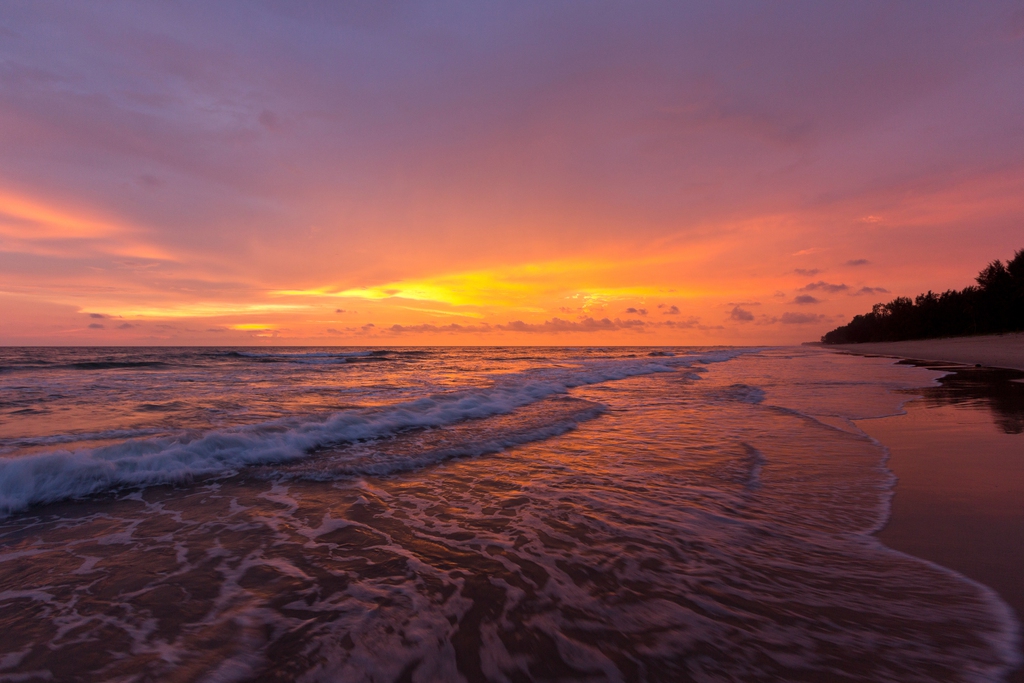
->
(828, 332), (1024, 371)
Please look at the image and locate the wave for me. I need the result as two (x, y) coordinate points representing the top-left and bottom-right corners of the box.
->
(68, 360), (169, 370)
(0, 360), (170, 373)
(275, 397), (606, 479)
(0, 427), (168, 450)
(0, 349), (749, 515)
(221, 349), (399, 365)
(716, 383), (767, 404)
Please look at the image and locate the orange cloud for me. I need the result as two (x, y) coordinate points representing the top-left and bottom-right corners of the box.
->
(0, 189), (173, 261)
(0, 191), (120, 240)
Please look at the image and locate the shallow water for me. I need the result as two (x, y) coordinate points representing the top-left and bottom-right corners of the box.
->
(0, 347), (1018, 681)
(864, 362), (1024, 683)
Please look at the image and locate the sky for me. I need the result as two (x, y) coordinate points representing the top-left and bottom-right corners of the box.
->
(1, 1), (1023, 345)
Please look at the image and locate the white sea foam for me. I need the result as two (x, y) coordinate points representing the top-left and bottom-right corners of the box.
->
(226, 350), (382, 365)
(0, 350), (749, 515)
(278, 397), (607, 480)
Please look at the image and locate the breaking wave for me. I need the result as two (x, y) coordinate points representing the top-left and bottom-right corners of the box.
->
(0, 350), (745, 515)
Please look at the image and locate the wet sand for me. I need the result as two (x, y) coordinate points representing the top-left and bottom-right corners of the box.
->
(856, 362), (1024, 682)
(829, 332), (1024, 372)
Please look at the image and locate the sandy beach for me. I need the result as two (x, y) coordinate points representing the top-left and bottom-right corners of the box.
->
(830, 336), (1024, 680)
(853, 361), (1024, 682)
(828, 333), (1024, 372)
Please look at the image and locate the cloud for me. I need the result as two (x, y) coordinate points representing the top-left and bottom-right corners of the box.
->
(625, 307), (648, 315)
(780, 312), (826, 324)
(361, 323), (375, 332)
(845, 259), (871, 266)
(853, 286), (890, 295)
(800, 281), (848, 293)
(793, 247), (825, 256)
(662, 305), (680, 315)
(89, 313), (106, 318)
(335, 309), (346, 313)
(530, 314), (704, 330)
(117, 322), (135, 329)
(794, 268), (821, 276)
(88, 323), (104, 329)
(389, 323), (491, 333)
(3, 4), (1020, 345)
(792, 294), (822, 304)
(730, 306), (754, 321)
(663, 317), (704, 329)
(497, 317), (647, 333)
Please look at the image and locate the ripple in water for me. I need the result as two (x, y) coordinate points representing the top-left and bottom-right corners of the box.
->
(0, 347), (1017, 681)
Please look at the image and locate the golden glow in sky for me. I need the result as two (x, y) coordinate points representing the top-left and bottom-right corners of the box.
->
(1, 3), (1023, 345)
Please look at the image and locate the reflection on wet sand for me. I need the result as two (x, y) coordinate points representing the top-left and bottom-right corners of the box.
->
(896, 360), (1024, 434)
(864, 362), (1024, 683)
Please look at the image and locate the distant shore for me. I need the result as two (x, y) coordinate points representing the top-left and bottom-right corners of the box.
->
(827, 332), (1024, 372)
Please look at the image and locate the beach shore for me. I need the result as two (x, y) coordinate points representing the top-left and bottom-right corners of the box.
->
(855, 361), (1024, 682)
(827, 332), (1024, 372)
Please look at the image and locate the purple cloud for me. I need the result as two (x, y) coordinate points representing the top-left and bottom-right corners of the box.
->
(389, 323), (491, 333)
(730, 306), (754, 321)
(498, 317), (647, 333)
(780, 312), (826, 324)
(800, 281), (848, 293)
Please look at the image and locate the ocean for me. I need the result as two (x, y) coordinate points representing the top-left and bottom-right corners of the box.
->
(0, 346), (1018, 682)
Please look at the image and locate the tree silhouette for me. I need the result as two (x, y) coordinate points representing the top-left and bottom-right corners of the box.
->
(822, 248), (1024, 344)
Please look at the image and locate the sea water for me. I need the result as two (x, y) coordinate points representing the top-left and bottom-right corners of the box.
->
(0, 346), (1017, 682)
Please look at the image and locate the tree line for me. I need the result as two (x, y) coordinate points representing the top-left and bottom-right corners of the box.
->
(821, 247), (1024, 344)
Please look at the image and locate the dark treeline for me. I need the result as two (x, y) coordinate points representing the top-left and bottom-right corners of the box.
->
(821, 248), (1024, 344)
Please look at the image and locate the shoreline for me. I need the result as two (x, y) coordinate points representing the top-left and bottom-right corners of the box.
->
(826, 332), (1024, 372)
(855, 361), (1024, 682)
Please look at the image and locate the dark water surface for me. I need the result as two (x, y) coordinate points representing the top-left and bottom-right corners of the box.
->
(0, 347), (1018, 682)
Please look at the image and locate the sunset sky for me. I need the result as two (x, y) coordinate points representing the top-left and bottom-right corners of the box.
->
(2, 2), (1023, 345)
